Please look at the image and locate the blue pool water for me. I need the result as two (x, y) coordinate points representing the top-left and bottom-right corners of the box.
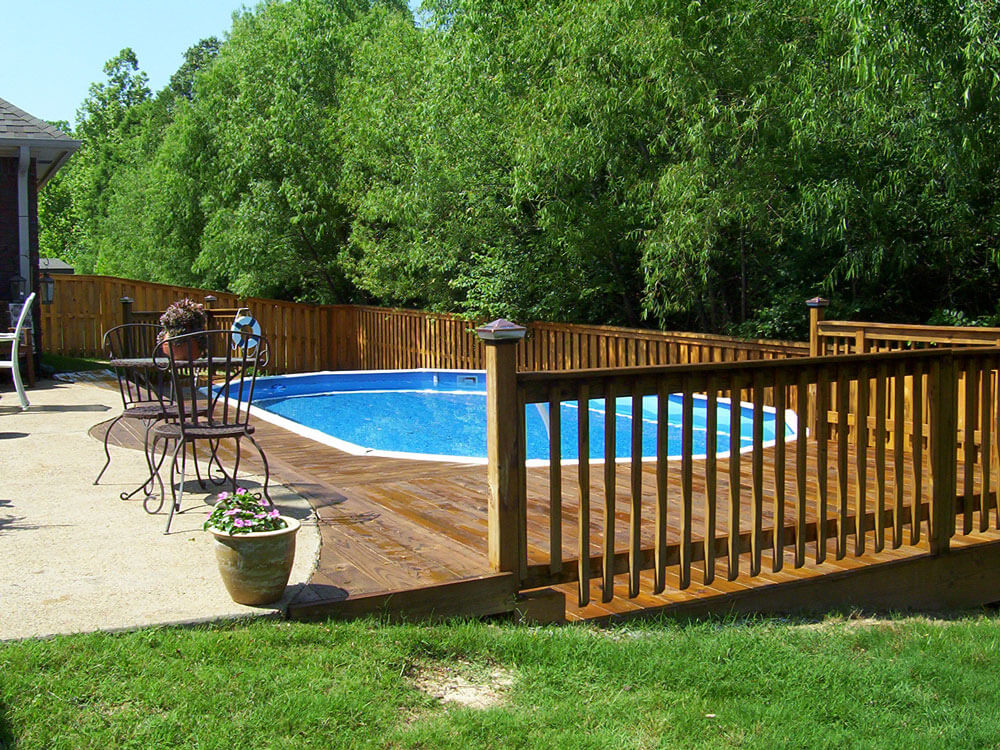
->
(246, 370), (795, 462)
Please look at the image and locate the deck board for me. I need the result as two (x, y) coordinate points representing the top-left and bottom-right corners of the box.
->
(94, 411), (1000, 621)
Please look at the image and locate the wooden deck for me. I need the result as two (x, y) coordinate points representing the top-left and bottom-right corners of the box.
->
(96, 409), (1000, 623)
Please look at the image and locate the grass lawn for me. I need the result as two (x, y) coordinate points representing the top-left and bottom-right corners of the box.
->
(3, 614), (1000, 749)
(40, 353), (110, 373)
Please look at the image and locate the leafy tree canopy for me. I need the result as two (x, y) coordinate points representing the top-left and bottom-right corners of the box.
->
(39, 0), (1000, 337)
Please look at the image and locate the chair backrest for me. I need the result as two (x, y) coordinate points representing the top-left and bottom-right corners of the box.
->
(9, 292), (36, 340)
(102, 323), (170, 408)
(154, 329), (270, 433)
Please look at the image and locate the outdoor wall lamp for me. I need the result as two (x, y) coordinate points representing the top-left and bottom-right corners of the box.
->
(8, 273), (25, 302)
(40, 271), (55, 305)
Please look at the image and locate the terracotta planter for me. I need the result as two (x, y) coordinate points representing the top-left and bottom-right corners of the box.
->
(161, 336), (204, 362)
(208, 517), (300, 605)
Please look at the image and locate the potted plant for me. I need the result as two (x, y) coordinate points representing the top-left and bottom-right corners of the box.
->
(159, 298), (208, 360)
(204, 488), (300, 605)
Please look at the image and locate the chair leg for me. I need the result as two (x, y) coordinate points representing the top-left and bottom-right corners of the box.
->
(231, 438), (242, 494)
(207, 439), (230, 486)
(246, 433), (272, 504)
(165, 439), (186, 534)
(94, 412), (126, 484)
(10, 347), (28, 410)
(143, 433), (170, 514)
(192, 439), (209, 489)
(121, 418), (159, 501)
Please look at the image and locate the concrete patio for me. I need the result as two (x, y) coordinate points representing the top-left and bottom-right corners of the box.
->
(0, 376), (320, 641)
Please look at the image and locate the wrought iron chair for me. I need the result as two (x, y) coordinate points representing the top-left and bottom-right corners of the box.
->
(95, 323), (184, 499)
(149, 329), (272, 533)
(0, 292), (36, 410)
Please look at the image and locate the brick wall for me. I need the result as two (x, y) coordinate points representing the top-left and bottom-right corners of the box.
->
(0, 158), (18, 324)
(0, 156), (41, 357)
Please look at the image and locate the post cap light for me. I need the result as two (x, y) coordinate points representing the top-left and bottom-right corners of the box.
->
(475, 318), (527, 341)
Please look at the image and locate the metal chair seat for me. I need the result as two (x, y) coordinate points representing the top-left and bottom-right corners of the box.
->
(152, 421), (256, 441)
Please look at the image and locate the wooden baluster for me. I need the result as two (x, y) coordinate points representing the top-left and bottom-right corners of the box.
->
(893, 362), (906, 547)
(602, 391), (616, 602)
(981, 357), (993, 532)
(654, 379), (669, 594)
(705, 379), (718, 584)
(795, 371), (808, 567)
(874, 363), (887, 552)
(516, 391), (528, 581)
(681, 382), (694, 588)
(772, 371), (785, 572)
(577, 383), (591, 606)
(548, 386), (563, 576)
(929, 354), (956, 554)
(728, 373), (742, 580)
(629, 392), (643, 597)
(990, 357), (1000, 529)
(816, 367), (829, 563)
(836, 369), (850, 558)
(912, 364), (924, 544)
(751, 373), (764, 575)
(855, 365), (869, 555)
(963, 360), (977, 534)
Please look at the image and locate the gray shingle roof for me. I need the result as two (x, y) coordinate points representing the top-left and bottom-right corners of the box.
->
(0, 96), (74, 141)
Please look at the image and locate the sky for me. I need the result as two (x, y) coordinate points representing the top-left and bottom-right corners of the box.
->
(2, 0), (422, 128)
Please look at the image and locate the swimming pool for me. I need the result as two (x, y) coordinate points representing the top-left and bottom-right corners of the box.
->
(245, 369), (797, 464)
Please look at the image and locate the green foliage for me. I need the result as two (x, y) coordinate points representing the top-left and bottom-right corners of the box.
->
(37, 0), (1000, 336)
(203, 488), (286, 534)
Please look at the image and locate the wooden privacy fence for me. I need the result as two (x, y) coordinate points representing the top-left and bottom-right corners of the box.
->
(41, 275), (359, 373)
(41, 274), (806, 373)
(480, 330), (1000, 605)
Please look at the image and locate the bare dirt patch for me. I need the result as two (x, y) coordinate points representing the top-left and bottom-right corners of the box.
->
(409, 661), (514, 710)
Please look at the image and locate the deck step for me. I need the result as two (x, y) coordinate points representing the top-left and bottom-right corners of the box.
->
(287, 572), (518, 622)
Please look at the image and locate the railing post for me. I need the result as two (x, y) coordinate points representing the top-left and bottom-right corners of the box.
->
(120, 296), (134, 325)
(929, 352), (957, 555)
(476, 318), (527, 574)
(806, 297), (830, 436)
(204, 294), (217, 327)
(806, 297), (829, 357)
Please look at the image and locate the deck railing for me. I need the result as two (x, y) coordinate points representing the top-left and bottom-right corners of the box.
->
(481, 324), (998, 604)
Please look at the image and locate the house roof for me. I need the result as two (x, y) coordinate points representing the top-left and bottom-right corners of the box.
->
(39, 257), (75, 274)
(0, 96), (81, 187)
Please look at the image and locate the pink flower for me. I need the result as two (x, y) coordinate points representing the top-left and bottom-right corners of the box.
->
(268, 509), (280, 519)
(233, 518), (247, 528)
(236, 488), (248, 495)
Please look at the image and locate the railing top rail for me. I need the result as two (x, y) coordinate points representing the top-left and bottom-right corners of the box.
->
(818, 319), (1000, 343)
(516, 345), (1000, 388)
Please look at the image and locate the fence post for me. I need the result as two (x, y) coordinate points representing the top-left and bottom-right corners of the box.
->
(806, 297), (829, 357)
(929, 352), (957, 555)
(120, 296), (134, 325)
(477, 318), (527, 574)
